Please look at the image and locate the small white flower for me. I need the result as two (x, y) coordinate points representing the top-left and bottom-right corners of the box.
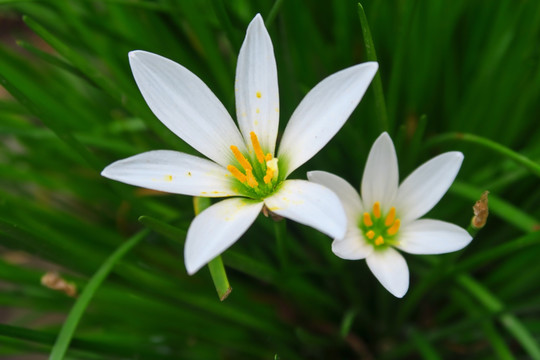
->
(308, 132), (472, 298)
(101, 14), (378, 275)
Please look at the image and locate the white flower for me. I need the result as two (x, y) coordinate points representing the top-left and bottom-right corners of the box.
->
(308, 132), (472, 298)
(101, 14), (378, 275)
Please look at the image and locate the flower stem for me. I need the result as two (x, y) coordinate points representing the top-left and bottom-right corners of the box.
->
(193, 197), (232, 301)
(358, 3), (389, 132)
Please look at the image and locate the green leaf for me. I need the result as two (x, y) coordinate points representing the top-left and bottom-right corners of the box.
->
(49, 230), (148, 360)
(358, 2), (389, 132)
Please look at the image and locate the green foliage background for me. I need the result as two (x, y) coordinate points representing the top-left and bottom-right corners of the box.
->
(0, 0), (539, 359)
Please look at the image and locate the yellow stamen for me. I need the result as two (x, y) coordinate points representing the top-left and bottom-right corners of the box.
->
(230, 145), (252, 171)
(256, 91), (262, 98)
(366, 230), (375, 239)
(246, 169), (258, 188)
(387, 219), (401, 236)
(363, 212), (373, 227)
(250, 132), (265, 164)
(375, 236), (384, 246)
(385, 207), (396, 226)
(265, 153), (272, 161)
(264, 167), (274, 184)
(373, 202), (381, 218)
(227, 165), (246, 183)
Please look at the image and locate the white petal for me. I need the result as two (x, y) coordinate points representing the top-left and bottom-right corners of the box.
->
(184, 198), (263, 275)
(235, 14), (279, 154)
(332, 227), (373, 260)
(361, 132), (399, 213)
(278, 62), (378, 176)
(264, 180), (347, 239)
(395, 152), (464, 223)
(396, 219), (472, 255)
(101, 150), (239, 197)
(129, 50), (245, 167)
(366, 248), (409, 298)
(307, 170), (363, 220)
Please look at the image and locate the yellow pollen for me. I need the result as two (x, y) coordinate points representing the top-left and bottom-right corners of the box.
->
(387, 219), (401, 236)
(363, 212), (373, 227)
(375, 236), (384, 246)
(385, 207), (396, 226)
(366, 230), (375, 239)
(245, 169), (258, 188)
(164, 174), (173, 182)
(373, 202), (381, 218)
(230, 145), (252, 171)
(256, 91), (262, 98)
(264, 167), (274, 184)
(265, 153), (272, 161)
(250, 132), (265, 164)
(227, 165), (246, 183)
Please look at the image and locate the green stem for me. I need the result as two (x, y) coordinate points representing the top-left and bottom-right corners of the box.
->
(208, 256), (232, 301)
(193, 197), (232, 301)
(358, 3), (389, 132)
(274, 218), (288, 270)
(425, 132), (540, 177)
(49, 230), (148, 360)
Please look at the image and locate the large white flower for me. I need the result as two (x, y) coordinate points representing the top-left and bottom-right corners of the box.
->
(102, 14), (378, 275)
(308, 132), (472, 298)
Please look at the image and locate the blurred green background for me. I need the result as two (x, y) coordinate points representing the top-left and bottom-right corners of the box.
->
(0, 0), (539, 359)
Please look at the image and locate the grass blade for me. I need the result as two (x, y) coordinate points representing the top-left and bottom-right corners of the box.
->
(425, 132), (540, 177)
(358, 2), (389, 132)
(49, 230), (148, 360)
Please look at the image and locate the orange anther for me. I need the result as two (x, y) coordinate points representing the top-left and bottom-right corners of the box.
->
(245, 169), (258, 188)
(363, 212), (373, 227)
(250, 132), (265, 164)
(387, 219), (401, 236)
(227, 165), (246, 183)
(385, 207), (396, 227)
(373, 202), (381, 218)
(230, 145), (252, 171)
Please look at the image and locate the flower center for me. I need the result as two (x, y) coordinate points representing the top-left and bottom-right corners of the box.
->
(227, 132), (279, 199)
(360, 201), (401, 249)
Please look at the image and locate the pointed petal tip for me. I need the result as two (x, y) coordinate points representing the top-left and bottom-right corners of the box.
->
(249, 13), (265, 28)
(184, 256), (201, 276)
(128, 50), (148, 62)
(352, 61), (379, 76)
(452, 151), (465, 161)
(366, 248), (409, 298)
(100, 167), (109, 178)
(373, 131), (395, 148)
(393, 288), (407, 298)
(100, 162), (116, 179)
